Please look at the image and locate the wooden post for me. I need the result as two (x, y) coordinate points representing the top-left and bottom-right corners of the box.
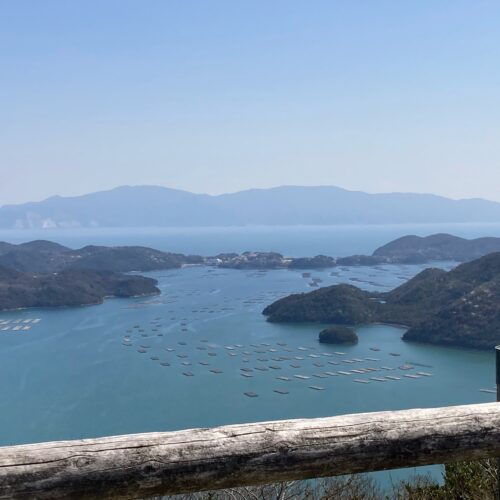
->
(0, 403), (500, 499)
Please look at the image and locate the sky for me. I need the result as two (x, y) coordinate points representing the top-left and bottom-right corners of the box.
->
(1, 0), (499, 205)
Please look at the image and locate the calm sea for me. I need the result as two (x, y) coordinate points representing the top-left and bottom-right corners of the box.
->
(0, 224), (498, 488)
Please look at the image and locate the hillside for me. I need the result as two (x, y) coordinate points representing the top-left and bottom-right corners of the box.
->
(263, 253), (500, 349)
(0, 267), (159, 310)
(372, 233), (500, 263)
(336, 233), (500, 266)
(2, 185), (500, 228)
(0, 241), (195, 273)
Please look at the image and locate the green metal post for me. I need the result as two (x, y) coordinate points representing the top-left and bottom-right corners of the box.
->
(497, 345), (500, 500)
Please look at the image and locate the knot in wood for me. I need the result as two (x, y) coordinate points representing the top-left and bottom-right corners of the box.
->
(74, 456), (93, 469)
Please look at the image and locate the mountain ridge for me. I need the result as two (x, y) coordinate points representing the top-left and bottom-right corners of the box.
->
(2, 185), (500, 228)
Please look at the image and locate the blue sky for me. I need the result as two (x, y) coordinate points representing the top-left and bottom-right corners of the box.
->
(1, 1), (499, 204)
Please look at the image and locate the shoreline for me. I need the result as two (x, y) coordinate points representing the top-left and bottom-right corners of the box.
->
(0, 290), (161, 313)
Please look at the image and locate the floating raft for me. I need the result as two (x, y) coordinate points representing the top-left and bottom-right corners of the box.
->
(182, 372), (194, 377)
(294, 375), (310, 380)
(244, 392), (258, 398)
(353, 379), (370, 384)
(273, 389), (289, 395)
(308, 385), (325, 391)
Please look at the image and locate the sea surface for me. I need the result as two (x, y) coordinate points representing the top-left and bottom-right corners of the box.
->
(0, 224), (498, 488)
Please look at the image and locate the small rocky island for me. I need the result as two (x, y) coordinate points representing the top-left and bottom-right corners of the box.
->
(263, 252), (500, 350)
(0, 267), (159, 310)
(319, 326), (358, 345)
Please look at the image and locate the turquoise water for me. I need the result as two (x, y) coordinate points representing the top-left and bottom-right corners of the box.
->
(0, 225), (497, 487)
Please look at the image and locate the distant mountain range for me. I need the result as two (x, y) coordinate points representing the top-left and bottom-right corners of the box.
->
(2, 185), (500, 228)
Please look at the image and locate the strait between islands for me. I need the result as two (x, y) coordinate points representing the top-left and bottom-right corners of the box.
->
(1, 235), (500, 350)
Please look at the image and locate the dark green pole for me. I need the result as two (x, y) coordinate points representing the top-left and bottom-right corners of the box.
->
(497, 345), (500, 500)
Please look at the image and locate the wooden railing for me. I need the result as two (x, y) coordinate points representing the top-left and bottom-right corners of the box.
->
(1, 402), (499, 499)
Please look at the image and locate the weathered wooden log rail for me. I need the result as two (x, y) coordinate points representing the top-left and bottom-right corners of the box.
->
(0, 402), (499, 499)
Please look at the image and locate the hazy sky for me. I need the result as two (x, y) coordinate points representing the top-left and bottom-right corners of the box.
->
(1, 1), (499, 205)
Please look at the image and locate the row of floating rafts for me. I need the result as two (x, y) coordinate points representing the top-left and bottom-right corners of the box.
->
(0, 318), (40, 324)
(122, 326), (432, 373)
(121, 335), (439, 393)
(0, 318), (40, 331)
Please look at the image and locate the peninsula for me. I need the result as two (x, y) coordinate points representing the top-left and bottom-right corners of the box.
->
(263, 252), (500, 350)
(0, 267), (159, 311)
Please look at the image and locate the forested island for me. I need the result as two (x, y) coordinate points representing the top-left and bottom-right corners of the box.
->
(263, 252), (500, 350)
(0, 267), (159, 310)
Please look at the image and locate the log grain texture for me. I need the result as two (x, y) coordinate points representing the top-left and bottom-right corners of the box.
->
(0, 403), (499, 499)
